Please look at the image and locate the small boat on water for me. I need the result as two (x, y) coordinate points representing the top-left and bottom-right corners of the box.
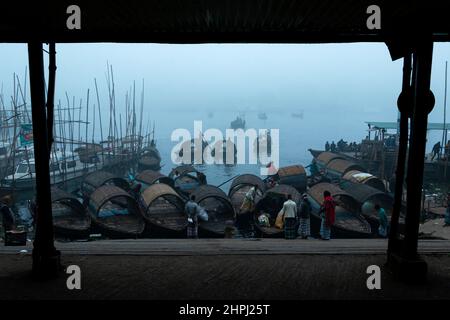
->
(338, 180), (404, 232)
(51, 187), (90, 239)
(81, 170), (130, 199)
(291, 111), (304, 119)
(1, 151), (99, 197)
(134, 170), (174, 189)
(310, 150), (347, 170)
(230, 116), (245, 130)
(275, 165), (307, 193)
(258, 112), (267, 120)
(210, 139), (237, 165)
(139, 183), (186, 235)
(326, 158), (365, 180)
(254, 130), (272, 158)
(254, 184), (301, 237)
(138, 143), (162, 171)
(193, 185), (235, 237)
(307, 182), (372, 238)
(342, 170), (386, 192)
(176, 137), (209, 165)
(87, 185), (145, 238)
(228, 174), (266, 214)
(169, 165), (207, 196)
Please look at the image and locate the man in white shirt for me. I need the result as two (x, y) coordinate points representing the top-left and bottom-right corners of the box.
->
(281, 194), (297, 239)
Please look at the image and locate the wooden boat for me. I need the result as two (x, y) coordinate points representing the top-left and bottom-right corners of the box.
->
(311, 150), (346, 170)
(307, 182), (372, 238)
(228, 174), (266, 214)
(140, 183), (187, 235)
(87, 185), (145, 238)
(210, 139), (237, 165)
(254, 184), (300, 237)
(81, 170), (130, 198)
(254, 130), (272, 158)
(135, 170), (174, 189)
(291, 112), (303, 119)
(51, 187), (90, 238)
(258, 112), (267, 120)
(138, 145), (162, 171)
(339, 180), (404, 231)
(169, 165), (207, 196)
(175, 137), (209, 165)
(342, 170), (386, 192)
(230, 116), (245, 129)
(192, 185), (235, 237)
(276, 165), (307, 193)
(325, 158), (365, 180)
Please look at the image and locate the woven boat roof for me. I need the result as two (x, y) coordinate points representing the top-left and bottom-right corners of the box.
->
(169, 165), (198, 178)
(277, 165), (305, 177)
(229, 174), (266, 195)
(316, 152), (345, 165)
(136, 170), (172, 186)
(326, 158), (365, 174)
(83, 170), (129, 189)
(264, 184), (301, 203)
(89, 185), (134, 214)
(141, 183), (183, 208)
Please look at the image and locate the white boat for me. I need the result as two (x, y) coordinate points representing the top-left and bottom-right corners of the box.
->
(1, 150), (100, 191)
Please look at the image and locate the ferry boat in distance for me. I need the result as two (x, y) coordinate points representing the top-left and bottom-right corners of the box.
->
(230, 116), (246, 129)
(258, 112), (268, 120)
(291, 111), (304, 119)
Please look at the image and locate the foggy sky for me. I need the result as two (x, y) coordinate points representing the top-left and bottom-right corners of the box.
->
(1, 42), (449, 135)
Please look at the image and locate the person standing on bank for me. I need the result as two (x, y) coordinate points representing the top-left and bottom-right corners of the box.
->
(185, 195), (201, 239)
(298, 194), (311, 239)
(375, 204), (389, 237)
(0, 196), (16, 238)
(280, 194), (297, 239)
(319, 191), (336, 240)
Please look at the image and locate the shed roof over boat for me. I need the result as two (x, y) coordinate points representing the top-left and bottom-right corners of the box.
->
(264, 184), (301, 203)
(307, 182), (359, 211)
(192, 184), (231, 203)
(277, 165), (305, 177)
(141, 183), (183, 208)
(135, 170), (173, 187)
(339, 180), (393, 205)
(316, 152), (346, 165)
(229, 174), (266, 195)
(50, 187), (85, 213)
(83, 171), (129, 190)
(342, 170), (386, 192)
(326, 159), (365, 175)
(169, 165), (199, 178)
(88, 185), (134, 215)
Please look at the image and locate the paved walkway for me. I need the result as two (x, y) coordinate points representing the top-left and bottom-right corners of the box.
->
(1, 239), (450, 300)
(1, 238), (449, 255)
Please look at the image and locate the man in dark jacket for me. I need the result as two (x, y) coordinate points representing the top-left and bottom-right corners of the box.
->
(297, 194), (311, 239)
(1, 196), (15, 237)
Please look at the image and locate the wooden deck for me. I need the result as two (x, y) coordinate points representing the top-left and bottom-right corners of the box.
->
(1, 238), (449, 255)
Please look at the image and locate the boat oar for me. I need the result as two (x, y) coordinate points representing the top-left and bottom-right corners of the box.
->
(217, 174), (241, 188)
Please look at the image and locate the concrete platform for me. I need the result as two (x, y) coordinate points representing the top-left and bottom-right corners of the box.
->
(1, 238), (450, 255)
(420, 219), (450, 240)
(1, 239), (450, 300)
